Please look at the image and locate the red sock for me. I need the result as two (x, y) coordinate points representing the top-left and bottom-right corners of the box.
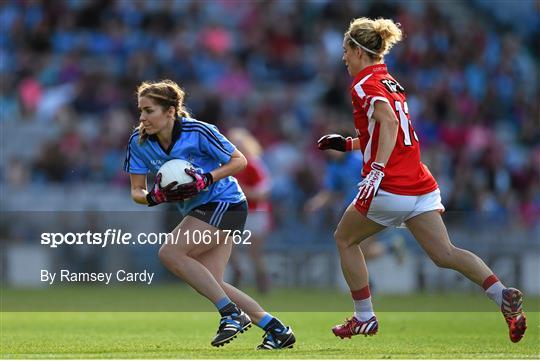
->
(351, 286), (374, 321)
(482, 275), (499, 291)
(482, 274), (505, 307)
(351, 285), (371, 300)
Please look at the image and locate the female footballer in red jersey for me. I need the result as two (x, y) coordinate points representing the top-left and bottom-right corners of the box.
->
(317, 17), (526, 342)
(228, 128), (272, 294)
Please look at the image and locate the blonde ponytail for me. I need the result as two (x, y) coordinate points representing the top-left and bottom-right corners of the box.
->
(345, 17), (403, 60)
(372, 18), (403, 55)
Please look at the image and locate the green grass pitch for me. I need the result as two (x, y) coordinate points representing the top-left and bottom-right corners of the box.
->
(1, 287), (539, 359)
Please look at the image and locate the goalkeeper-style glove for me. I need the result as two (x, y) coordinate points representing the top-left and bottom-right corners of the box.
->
(357, 162), (385, 204)
(317, 134), (353, 152)
(175, 168), (214, 199)
(146, 173), (184, 206)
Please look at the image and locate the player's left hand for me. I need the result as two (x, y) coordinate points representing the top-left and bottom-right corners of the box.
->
(317, 134), (353, 152)
(175, 168), (214, 199)
(357, 162), (385, 204)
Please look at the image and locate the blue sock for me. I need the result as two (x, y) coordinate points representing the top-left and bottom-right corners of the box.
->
(257, 313), (286, 333)
(256, 313), (273, 329)
(216, 297), (240, 316)
(215, 297), (231, 310)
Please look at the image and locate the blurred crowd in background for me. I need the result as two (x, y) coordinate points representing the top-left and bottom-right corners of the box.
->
(1, 0), (539, 233)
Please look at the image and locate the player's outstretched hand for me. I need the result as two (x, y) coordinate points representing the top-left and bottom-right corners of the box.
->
(357, 162), (385, 204)
(317, 134), (352, 152)
(146, 173), (179, 206)
(174, 168), (214, 199)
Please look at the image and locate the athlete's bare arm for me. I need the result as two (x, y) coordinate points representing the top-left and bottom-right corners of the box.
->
(372, 101), (399, 165)
(130, 173), (149, 205)
(209, 148), (247, 182)
(350, 137), (361, 151)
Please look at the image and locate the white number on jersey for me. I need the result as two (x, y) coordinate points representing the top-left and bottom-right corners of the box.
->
(394, 100), (419, 146)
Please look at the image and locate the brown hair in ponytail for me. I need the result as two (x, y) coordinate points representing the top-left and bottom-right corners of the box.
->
(136, 79), (191, 144)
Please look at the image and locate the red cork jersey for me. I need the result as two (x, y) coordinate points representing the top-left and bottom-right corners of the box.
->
(234, 157), (271, 211)
(350, 64), (438, 195)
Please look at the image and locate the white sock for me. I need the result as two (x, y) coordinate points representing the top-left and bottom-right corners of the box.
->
(354, 297), (375, 322)
(485, 281), (505, 307)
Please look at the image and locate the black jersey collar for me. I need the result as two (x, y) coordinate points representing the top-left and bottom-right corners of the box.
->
(149, 117), (183, 154)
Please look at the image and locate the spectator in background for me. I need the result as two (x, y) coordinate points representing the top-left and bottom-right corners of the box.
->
(305, 127), (405, 266)
(1, 1), (538, 244)
(227, 128), (273, 294)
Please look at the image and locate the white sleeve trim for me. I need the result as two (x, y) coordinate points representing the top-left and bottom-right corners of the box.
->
(367, 96), (390, 121)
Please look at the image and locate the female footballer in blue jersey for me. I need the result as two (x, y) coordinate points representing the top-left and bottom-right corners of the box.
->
(124, 79), (295, 349)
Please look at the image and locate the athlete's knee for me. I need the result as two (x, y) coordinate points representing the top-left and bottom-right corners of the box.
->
(158, 244), (184, 267)
(334, 228), (355, 249)
(158, 245), (171, 266)
(333, 229), (346, 247)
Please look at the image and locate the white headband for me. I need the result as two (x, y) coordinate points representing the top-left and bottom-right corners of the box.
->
(348, 34), (378, 55)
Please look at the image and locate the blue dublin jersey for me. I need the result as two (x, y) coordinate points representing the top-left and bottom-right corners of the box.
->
(124, 117), (246, 214)
(324, 152), (364, 208)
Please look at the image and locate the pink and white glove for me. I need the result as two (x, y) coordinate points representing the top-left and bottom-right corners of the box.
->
(146, 173), (182, 206)
(357, 162), (385, 204)
(175, 168), (214, 199)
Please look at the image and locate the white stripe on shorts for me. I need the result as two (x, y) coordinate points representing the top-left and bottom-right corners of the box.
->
(214, 202), (230, 227)
(209, 202), (226, 227)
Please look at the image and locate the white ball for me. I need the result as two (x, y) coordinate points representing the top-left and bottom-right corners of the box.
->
(158, 159), (194, 188)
